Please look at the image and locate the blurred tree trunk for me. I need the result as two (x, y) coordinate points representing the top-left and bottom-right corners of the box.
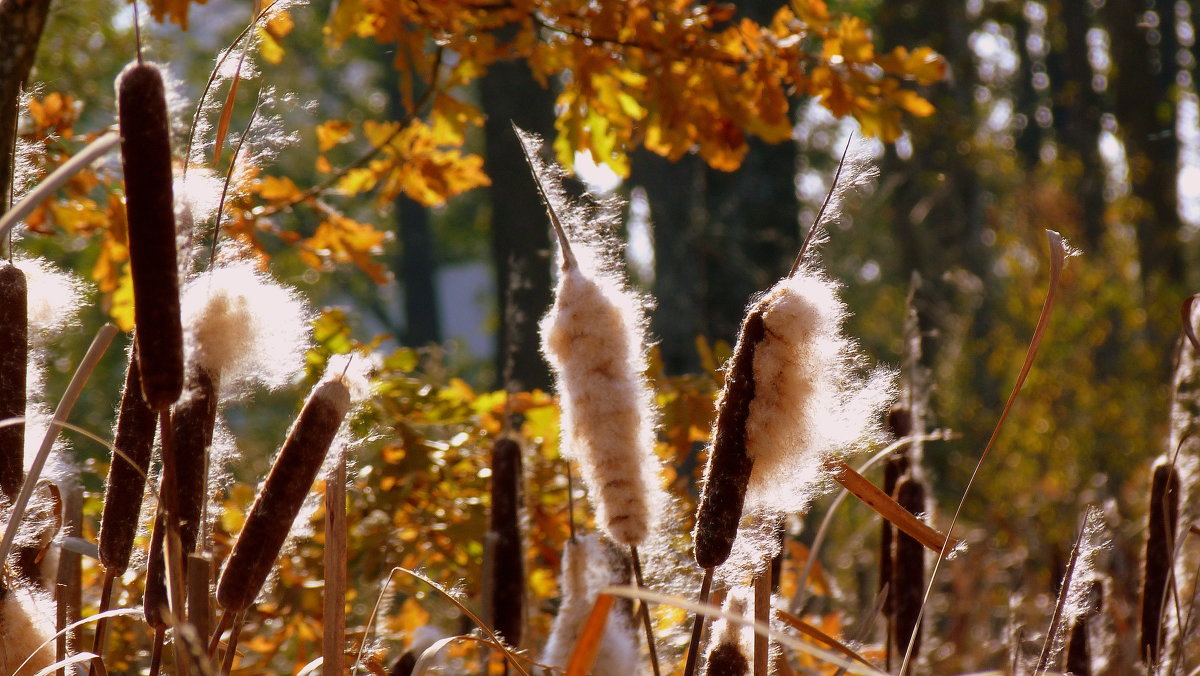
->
(1106, 0), (1183, 286)
(1047, 0), (1105, 248)
(1011, 1), (1045, 168)
(630, 150), (705, 374)
(0, 0), (53, 221)
(383, 56), (442, 345)
(879, 0), (989, 367)
(483, 58), (555, 391)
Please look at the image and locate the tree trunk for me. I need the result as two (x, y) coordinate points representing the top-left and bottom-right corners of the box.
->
(0, 0), (53, 222)
(482, 58), (555, 392)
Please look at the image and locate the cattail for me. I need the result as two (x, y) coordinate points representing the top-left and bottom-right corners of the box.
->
(891, 474), (926, 661)
(705, 642), (750, 676)
(142, 510), (169, 630)
(0, 262), (27, 501)
(98, 347), (157, 575)
(168, 365), (218, 556)
(528, 133), (663, 549)
(486, 437), (524, 646)
(1140, 460), (1179, 665)
(880, 426), (911, 618)
(0, 584), (56, 675)
(696, 270), (893, 570)
(542, 534), (639, 674)
(117, 60), (184, 409)
(215, 374), (352, 614)
(703, 592), (752, 676)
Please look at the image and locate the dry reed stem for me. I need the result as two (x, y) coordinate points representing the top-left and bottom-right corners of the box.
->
(629, 546), (661, 676)
(1141, 461), (1180, 665)
(323, 451), (347, 676)
(693, 309), (765, 569)
(825, 459), (954, 554)
(891, 475), (925, 670)
(753, 566), (770, 676)
(98, 348), (157, 576)
(681, 567), (714, 676)
(0, 132), (120, 241)
(487, 437), (524, 647)
(0, 261), (27, 500)
(773, 609), (876, 669)
(187, 553), (211, 646)
(117, 61), (183, 409)
(216, 378), (350, 613)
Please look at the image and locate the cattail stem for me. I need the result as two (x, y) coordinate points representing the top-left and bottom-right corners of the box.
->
(149, 626), (165, 676)
(0, 261), (27, 501)
(208, 608), (233, 657)
(220, 611), (246, 676)
(89, 572), (117, 669)
(629, 546), (661, 676)
(188, 553), (212, 647)
(753, 566), (770, 676)
(323, 451), (348, 676)
(682, 567), (714, 676)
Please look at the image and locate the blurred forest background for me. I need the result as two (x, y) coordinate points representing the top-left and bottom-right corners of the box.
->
(3, 0), (1200, 672)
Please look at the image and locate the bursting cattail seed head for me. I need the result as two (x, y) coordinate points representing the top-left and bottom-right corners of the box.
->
(216, 374), (352, 613)
(0, 262), (28, 501)
(98, 347), (157, 575)
(527, 126), (664, 549)
(0, 585), (56, 675)
(117, 61), (184, 409)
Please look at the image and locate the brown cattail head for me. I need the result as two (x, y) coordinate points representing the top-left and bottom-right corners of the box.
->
(693, 310), (764, 569)
(169, 365), (219, 555)
(142, 509), (169, 630)
(705, 641), (751, 676)
(117, 61), (184, 409)
(215, 377), (351, 613)
(891, 474), (926, 661)
(1065, 580), (1103, 676)
(98, 347), (158, 575)
(887, 405), (913, 439)
(0, 262), (28, 501)
(487, 437), (524, 647)
(879, 452), (911, 615)
(1140, 460), (1180, 665)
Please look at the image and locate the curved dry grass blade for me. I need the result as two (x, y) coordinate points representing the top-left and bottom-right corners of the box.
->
(0, 132), (120, 241)
(208, 86), (264, 268)
(33, 652), (107, 676)
(602, 586), (887, 675)
(825, 458), (957, 554)
(1183, 294), (1200, 353)
(1034, 510), (1090, 674)
(900, 230), (1071, 675)
(407, 634), (562, 676)
(353, 567), (531, 676)
(774, 609), (877, 669)
(565, 594), (615, 676)
(512, 123), (575, 270)
(0, 323), (118, 565)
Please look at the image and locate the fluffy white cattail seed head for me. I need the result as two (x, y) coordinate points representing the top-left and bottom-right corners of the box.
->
(0, 584), (56, 675)
(181, 258), (310, 397)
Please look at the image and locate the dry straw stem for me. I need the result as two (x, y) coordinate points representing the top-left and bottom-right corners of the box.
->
(0, 323), (118, 568)
(1140, 460), (1180, 666)
(0, 132), (120, 242)
(487, 437), (524, 647)
(891, 475), (926, 667)
(0, 261), (27, 500)
(826, 459), (954, 554)
(322, 451), (347, 676)
(117, 61), (184, 409)
(215, 376), (352, 614)
(899, 229), (1072, 675)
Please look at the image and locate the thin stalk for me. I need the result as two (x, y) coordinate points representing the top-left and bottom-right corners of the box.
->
(0, 132), (119, 241)
(88, 572), (117, 672)
(790, 134), (853, 276)
(208, 609), (233, 657)
(754, 565), (771, 676)
(630, 546), (661, 676)
(682, 566), (714, 676)
(220, 611), (246, 676)
(149, 626), (166, 676)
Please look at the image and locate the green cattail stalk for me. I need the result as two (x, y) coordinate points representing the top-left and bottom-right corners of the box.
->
(116, 61), (184, 409)
(215, 377), (351, 615)
(0, 262), (27, 501)
(487, 437), (524, 648)
(1140, 461), (1179, 665)
(892, 474), (926, 666)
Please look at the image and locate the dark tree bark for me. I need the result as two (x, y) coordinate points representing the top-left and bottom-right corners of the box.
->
(630, 149), (705, 374)
(0, 0), (53, 221)
(1011, 1), (1045, 168)
(482, 58), (555, 391)
(1106, 0), (1183, 285)
(1047, 0), (1105, 248)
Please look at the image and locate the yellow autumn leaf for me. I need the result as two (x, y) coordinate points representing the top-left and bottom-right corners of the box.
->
(257, 26), (286, 65)
(257, 174), (301, 201)
(315, 120), (353, 152)
(109, 262), (135, 332)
